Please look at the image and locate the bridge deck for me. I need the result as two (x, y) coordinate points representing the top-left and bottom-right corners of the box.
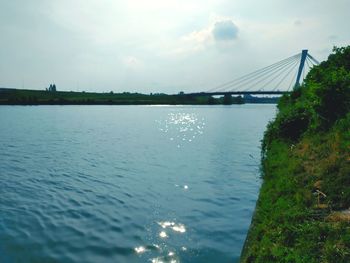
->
(186, 91), (289, 96)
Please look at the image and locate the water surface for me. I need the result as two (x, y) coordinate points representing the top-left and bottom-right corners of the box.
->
(0, 105), (275, 263)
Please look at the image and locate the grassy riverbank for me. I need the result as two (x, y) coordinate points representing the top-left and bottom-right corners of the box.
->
(241, 46), (350, 262)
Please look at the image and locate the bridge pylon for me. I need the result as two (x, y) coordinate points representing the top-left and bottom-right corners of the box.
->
(294, 49), (308, 89)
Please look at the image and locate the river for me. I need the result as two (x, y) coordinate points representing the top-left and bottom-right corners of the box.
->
(0, 105), (275, 263)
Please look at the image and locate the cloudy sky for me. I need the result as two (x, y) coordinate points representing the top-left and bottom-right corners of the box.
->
(0, 0), (349, 93)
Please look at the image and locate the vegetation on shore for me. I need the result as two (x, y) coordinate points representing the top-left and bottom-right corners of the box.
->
(0, 88), (246, 105)
(241, 46), (350, 262)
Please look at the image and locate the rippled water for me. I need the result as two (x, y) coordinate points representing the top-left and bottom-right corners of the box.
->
(0, 105), (275, 263)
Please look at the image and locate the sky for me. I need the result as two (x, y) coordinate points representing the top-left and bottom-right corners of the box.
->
(0, 0), (349, 94)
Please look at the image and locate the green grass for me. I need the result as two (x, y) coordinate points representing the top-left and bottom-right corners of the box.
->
(242, 129), (350, 262)
(241, 46), (350, 262)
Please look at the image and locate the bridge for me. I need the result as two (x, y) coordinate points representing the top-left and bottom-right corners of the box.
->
(187, 49), (319, 97)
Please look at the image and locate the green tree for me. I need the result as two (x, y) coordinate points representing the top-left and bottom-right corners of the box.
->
(223, 94), (232, 105)
(207, 96), (215, 105)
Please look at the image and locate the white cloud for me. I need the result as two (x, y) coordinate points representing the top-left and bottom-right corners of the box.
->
(169, 16), (239, 56)
(173, 27), (213, 55)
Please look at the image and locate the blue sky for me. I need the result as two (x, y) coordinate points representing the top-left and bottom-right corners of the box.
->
(0, 0), (349, 93)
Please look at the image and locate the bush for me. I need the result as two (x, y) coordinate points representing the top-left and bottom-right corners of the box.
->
(304, 46), (350, 129)
(263, 102), (311, 151)
(245, 46), (350, 262)
(264, 45), (350, 148)
(313, 68), (350, 128)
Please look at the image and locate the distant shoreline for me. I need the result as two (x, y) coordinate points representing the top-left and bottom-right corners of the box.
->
(0, 88), (279, 105)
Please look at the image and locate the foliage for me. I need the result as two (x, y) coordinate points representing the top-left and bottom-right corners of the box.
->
(0, 89), (248, 105)
(242, 46), (350, 262)
(223, 94), (233, 105)
(263, 46), (350, 147)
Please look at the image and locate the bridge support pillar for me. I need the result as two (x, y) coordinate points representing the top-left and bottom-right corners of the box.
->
(294, 49), (308, 89)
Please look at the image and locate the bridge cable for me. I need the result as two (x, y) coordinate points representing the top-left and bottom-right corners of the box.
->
(240, 57), (300, 92)
(210, 54), (299, 92)
(218, 55), (300, 92)
(208, 54), (299, 91)
(237, 56), (300, 92)
(306, 56), (317, 68)
(271, 59), (301, 91)
(287, 65), (299, 91)
(305, 56), (312, 69)
(256, 58), (299, 91)
(304, 57), (313, 81)
(224, 54), (301, 91)
(303, 56), (315, 83)
(307, 54), (320, 65)
(272, 53), (315, 91)
(207, 53), (301, 92)
(206, 51), (319, 93)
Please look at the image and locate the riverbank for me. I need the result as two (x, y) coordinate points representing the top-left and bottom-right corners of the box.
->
(0, 88), (247, 105)
(241, 46), (350, 262)
(0, 88), (282, 105)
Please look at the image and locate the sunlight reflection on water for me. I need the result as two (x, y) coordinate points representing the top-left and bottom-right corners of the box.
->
(134, 220), (187, 262)
(156, 112), (205, 148)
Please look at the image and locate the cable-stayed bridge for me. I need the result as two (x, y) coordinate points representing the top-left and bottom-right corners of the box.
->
(187, 49), (319, 97)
